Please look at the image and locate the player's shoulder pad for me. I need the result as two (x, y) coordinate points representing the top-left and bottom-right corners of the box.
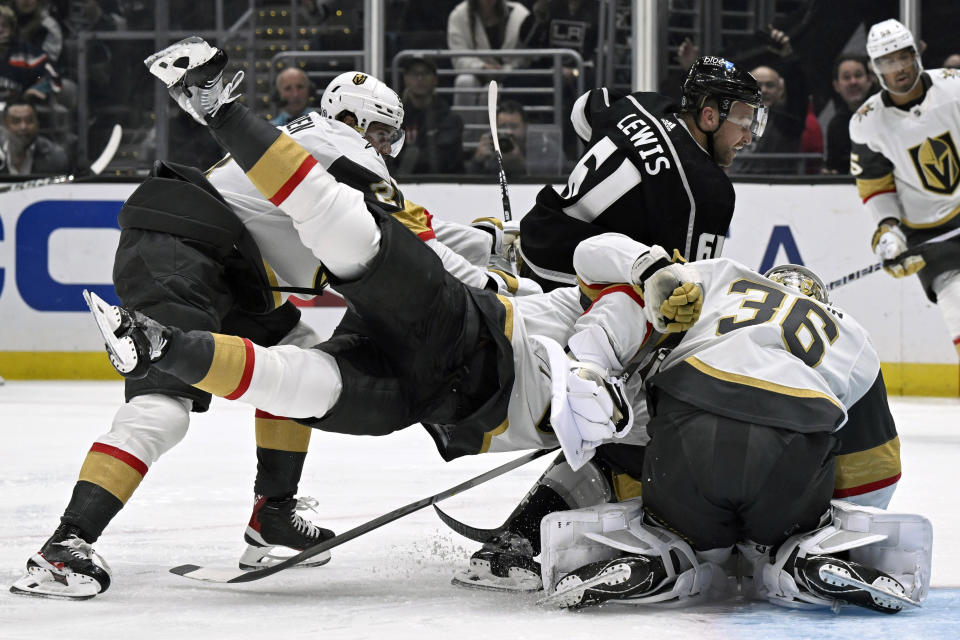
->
(570, 87), (630, 142)
(626, 90), (678, 117)
(848, 93), (883, 139)
(929, 67), (960, 93)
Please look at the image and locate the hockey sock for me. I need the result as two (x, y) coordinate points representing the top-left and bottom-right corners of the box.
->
(205, 102), (380, 281)
(155, 332), (342, 419)
(254, 410), (311, 497)
(61, 480), (127, 543)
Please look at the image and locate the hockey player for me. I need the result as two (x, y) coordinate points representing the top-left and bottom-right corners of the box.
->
(10, 50), (530, 600)
(519, 56), (766, 291)
(536, 261), (923, 614)
(82, 36), (705, 542)
(90, 41), (906, 615)
(452, 56), (762, 592)
(851, 18), (960, 359)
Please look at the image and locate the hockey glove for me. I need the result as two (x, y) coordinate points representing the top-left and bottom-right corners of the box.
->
(533, 335), (633, 470)
(871, 223), (925, 278)
(630, 246), (703, 333)
(473, 217), (521, 273)
(565, 362), (632, 443)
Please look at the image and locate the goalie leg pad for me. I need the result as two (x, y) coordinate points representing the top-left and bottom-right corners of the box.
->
(757, 500), (932, 612)
(540, 499), (728, 607)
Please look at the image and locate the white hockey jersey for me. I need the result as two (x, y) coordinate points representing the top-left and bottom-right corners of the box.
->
(535, 234), (897, 507)
(849, 68), (960, 228)
(207, 112), (501, 298)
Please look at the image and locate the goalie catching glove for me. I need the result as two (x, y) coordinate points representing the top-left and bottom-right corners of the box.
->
(871, 222), (925, 278)
(630, 246), (703, 333)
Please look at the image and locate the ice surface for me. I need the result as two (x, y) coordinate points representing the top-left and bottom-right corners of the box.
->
(1, 382), (958, 639)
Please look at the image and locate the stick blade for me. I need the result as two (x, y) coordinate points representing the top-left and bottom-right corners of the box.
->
(90, 124), (122, 175)
(487, 81), (502, 155)
(433, 503), (506, 543)
(169, 563), (249, 583)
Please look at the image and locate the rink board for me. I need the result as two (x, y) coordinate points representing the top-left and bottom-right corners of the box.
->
(0, 180), (956, 394)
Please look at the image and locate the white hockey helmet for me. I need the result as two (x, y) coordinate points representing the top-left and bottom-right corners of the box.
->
(764, 264), (829, 304)
(866, 19), (923, 93)
(320, 71), (405, 156)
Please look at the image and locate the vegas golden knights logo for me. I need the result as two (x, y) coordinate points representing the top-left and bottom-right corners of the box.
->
(353, 73), (368, 85)
(909, 131), (960, 195)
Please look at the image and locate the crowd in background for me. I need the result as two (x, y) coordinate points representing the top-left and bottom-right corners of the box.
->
(1, 0), (957, 180)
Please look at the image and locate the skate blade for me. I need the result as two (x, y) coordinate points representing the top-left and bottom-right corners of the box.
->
(239, 547), (331, 571)
(538, 566), (631, 608)
(451, 568), (541, 593)
(144, 36), (216, 87)
(83, 290), (136, 372)
(9, 570), (100, 600)
(819, 566), (921, 610)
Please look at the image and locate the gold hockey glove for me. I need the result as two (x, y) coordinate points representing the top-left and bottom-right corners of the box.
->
(871, 223), (925, 278)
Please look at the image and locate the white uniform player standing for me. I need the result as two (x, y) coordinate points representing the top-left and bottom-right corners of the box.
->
(850, 18), (960, 359)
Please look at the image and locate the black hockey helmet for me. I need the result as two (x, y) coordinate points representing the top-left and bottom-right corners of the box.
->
(681, 56), (767, 137)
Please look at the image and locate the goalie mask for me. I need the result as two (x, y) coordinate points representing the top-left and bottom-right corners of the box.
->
(866, 19), (923, 95)
(681, 56), (767, 138)
(320, 71), (406, 157)
(764, 264), (829, 304)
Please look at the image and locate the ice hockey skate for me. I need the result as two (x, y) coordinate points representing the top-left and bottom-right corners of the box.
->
(84, 290), (169, 378)
(239, 496), (335, 570)
(451, 532), (542, 592)
(542, 555), (669, 608)
(10, 525), (112, 600)
(144, 36), (244, 125)
(795, 554), (918, 614)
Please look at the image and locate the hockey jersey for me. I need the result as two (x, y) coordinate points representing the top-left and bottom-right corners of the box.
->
(566, 234), (898, 507)
(207, 112), (501, 297)
(519, 88), (735, 287)
(849, 69), (960, 231)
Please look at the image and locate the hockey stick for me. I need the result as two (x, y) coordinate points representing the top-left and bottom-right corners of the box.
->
(0, 124), (121, 193)
(433, 503), (507, 543)
(825, 225), (960, 291)
(487, 81), (513, 222)
(169, 447), (558, 584)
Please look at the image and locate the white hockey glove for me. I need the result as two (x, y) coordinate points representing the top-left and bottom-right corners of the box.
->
(487, 269), (542, 296)
(630, 246), (703, 333)
(871, 222), (925, 278)
(473, 217), (521, 273)
(534, 335), (633, 471)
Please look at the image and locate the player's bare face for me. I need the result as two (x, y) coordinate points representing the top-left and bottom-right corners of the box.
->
(713, 102), (755, 167)
(875, 49), (918, 94)
(365, 122), (401, 155)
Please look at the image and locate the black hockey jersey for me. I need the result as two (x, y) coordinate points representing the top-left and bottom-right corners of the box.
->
(519, 89), (735, 288)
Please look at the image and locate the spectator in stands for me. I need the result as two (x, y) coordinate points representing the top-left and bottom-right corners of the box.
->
(732, 26), (808, 175)
(943, 54), (960, 69)
(447, 0), (530, 121)
(519, 0), (598, 159)
(0, 97), (68, 174)
(12, 0), (62, 63)
(0, 5), (58, 103)
(466, 98), (526, 176)
(520, 0), (597, 83)
(271, 67), (317, 126)
(823, 54), (875, 174)
(392, 55), (465, 175)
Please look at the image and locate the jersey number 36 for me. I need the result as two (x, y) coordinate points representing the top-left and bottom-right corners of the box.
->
(716, 279), (839, 368)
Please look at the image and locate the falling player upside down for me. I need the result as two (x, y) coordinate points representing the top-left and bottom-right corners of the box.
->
(81, 37), (929, 613)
